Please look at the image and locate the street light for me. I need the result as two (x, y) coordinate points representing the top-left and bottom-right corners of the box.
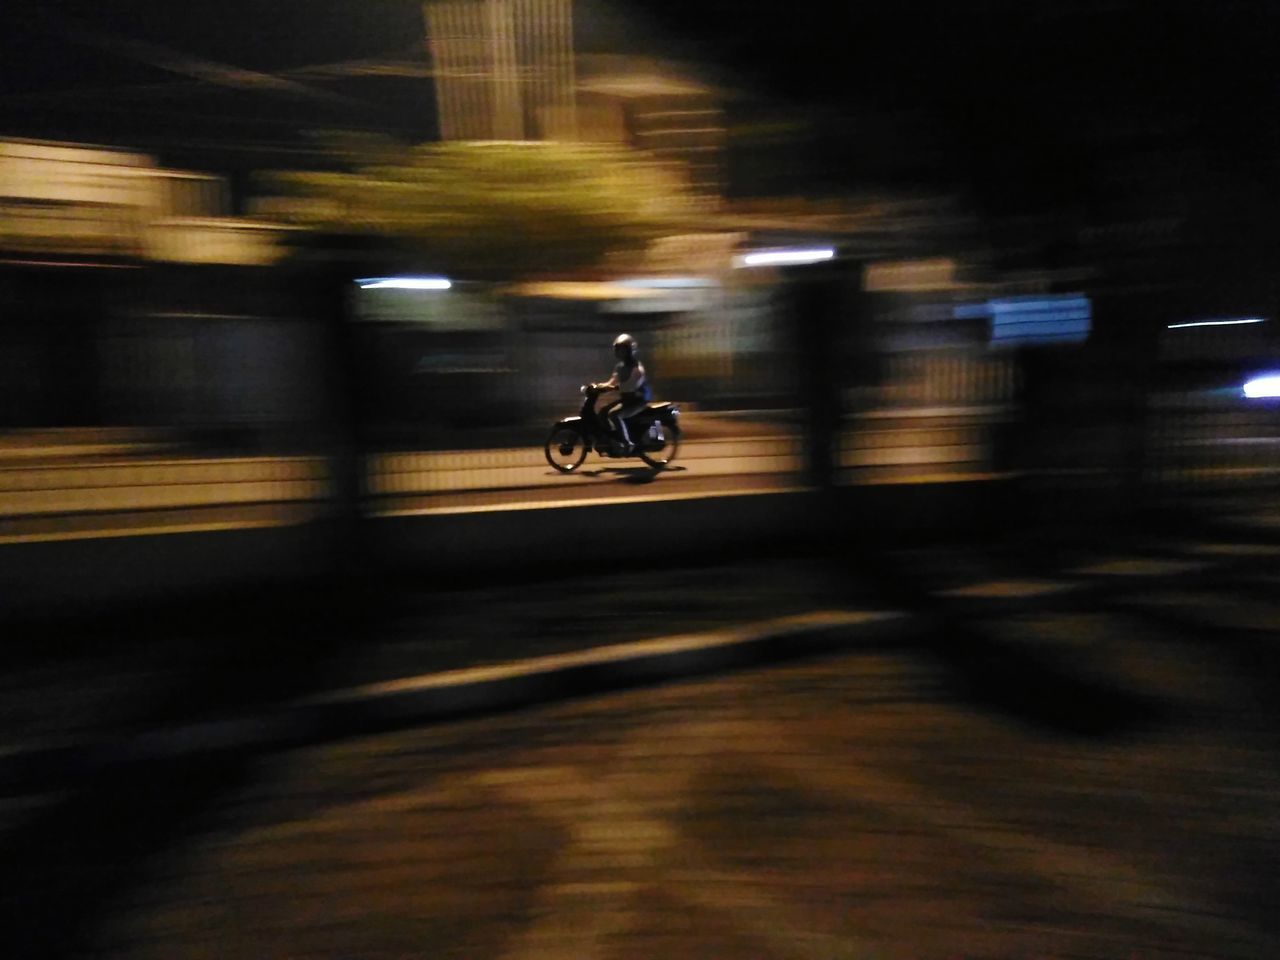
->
(733, 247), (835, 268)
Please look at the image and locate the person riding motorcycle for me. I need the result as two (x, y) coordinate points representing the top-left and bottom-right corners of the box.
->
(597, 333), (651, 453)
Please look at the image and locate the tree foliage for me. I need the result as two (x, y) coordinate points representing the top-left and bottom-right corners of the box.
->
(265, 140), (700, 277)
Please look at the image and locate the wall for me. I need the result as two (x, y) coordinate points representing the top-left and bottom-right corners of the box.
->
(0, 481), (1013, 622)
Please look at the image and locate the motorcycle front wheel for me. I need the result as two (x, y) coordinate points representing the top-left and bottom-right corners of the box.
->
(637, 423), (680, 470)
(544, 425), (588, 473)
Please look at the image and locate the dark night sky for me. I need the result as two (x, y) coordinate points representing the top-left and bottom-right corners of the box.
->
(644, 0), (1280, 210)
(0, 1), (440, 169)
(0, 0), (1276, 216)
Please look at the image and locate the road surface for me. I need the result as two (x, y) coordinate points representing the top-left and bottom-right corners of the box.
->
(83, 645), (1280, 959)
(5, 526), (1280, 957)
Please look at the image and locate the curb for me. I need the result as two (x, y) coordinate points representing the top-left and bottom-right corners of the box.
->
(0, 609), (915, 794)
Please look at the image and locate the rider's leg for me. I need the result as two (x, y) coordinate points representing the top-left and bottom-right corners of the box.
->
(601, 399), (625, 447)
(612, 411), (633, 450)
(612, 400), (646, 452)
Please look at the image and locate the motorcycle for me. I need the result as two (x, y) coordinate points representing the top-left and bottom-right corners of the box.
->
(544, 383), (681, 473)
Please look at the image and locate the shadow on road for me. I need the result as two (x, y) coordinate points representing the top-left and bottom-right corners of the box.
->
(576, 464), (689, 483)
(0, 755), (255, 958)
(835, 547), (1171, 738)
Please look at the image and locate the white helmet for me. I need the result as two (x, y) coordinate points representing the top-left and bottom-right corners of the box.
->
(613, 333), (637, 360)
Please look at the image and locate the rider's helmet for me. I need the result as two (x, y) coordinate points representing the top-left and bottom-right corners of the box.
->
(613, 333), (637, 361)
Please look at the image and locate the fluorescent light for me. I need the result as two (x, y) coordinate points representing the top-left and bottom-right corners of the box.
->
(1167, 317), (1264, 329)
(357, 277), (452, 290)
(735, 248), (835, 268)
(1243, 375), (1280, 399)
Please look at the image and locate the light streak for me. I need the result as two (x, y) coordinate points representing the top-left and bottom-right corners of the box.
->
(1167, 318), (1264, 329)
(735, 248), (835, 268)
(357, 277), (452, 290)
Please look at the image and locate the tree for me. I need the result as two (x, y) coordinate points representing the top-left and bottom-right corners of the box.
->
(264, 140), (701, 278)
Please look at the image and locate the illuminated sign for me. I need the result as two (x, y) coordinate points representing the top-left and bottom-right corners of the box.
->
(957, 294), (1091, 347)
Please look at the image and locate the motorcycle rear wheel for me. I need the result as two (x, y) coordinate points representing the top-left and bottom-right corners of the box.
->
(545, 425), (588, 473)
(637, 423), (680, 470)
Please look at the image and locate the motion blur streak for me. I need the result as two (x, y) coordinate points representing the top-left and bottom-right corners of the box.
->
(1168, 318), (1265, 329)
(735, 247), (835, 267)
(356, 277), (453, 290)
(3, 2), (1280, 958)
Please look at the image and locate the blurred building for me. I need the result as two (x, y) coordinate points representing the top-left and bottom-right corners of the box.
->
(424, 0), (577, 141)
(575, 54), (725, 198)
(423, 0), (726, 198)
(0, 138), (322, 442)
(0, 139), (288, 266)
